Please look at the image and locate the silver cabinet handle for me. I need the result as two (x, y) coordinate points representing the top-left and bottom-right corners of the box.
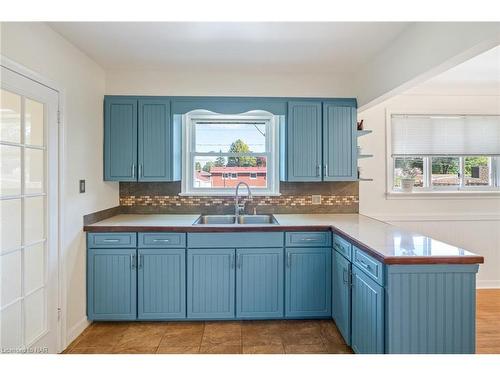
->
(103, 239), (120, 242)
(131, 164), (135, 178)
(231, 254), (235, 269)
(130, 254), (136, 269)
(324, 164), (328, 176)
(138, 254), (143, 269)
(237, 254), (242, 269)
(287, 253), (292, 268)
(316, 164), (321, 177)
(153, 239), (170, 242)
(139, 164), (142, 178)
(301, 238), (318, 242)
(358, 259), (371, 269)
(343, 268), (348, 284)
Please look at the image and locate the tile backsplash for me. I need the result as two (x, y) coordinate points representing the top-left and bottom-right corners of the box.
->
(119, 181), (358, 214)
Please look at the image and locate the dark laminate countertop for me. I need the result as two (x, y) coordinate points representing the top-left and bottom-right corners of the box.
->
(84, 214), (484, 265)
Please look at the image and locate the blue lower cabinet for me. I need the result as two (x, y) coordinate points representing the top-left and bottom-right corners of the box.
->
(236, 248), (284, 319)
(87, 248), (137, 320)
(351, 265), (384, 354)
(285, 247), (331, 317)
(137, 249), (186, 320)
(332, 250), (351, 345)
(187, 248), (236, 319)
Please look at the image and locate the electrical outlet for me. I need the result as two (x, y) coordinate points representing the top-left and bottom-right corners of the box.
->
(311, 195), (321, 205)
(79, 180), (86, 193)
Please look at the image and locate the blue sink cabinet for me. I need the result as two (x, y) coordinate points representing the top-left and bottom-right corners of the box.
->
(86, 230), (479, 354)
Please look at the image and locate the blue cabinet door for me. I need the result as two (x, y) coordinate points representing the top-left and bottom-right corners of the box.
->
(187, 248), (236, 319)
(137, 249), (186, 320)
(323, 103), (357, 181)
(332, 250), (351, 345)
(87, 248), (137, 320)
(287, 101), (323, 181)
(104, 98), (138, 181)
(138, 99), (173, 181)
(236, 248), (284, 319)
(351, 265), (384, 354)
(285, 247), (331, 317)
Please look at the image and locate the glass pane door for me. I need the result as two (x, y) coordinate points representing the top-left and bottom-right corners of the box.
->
(0, 71), (57, 352)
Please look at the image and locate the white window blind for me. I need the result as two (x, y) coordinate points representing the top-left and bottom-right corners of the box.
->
(391, 115), (500, 156)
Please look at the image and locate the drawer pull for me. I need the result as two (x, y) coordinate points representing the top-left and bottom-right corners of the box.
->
(103, 239), (120, 242)
(153, 239), (170, 242)
(301, 238), (318, 242)
(358, 259), (371, 269)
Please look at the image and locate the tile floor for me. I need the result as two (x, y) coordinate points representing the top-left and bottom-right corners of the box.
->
(64, 319), (353, 354)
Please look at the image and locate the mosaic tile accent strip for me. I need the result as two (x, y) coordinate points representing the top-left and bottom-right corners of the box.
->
(120, 195), (358, 207)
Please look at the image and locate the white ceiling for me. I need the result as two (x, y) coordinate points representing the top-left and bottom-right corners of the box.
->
(48, 22), (410, 73)
(407, 45), (500, 95)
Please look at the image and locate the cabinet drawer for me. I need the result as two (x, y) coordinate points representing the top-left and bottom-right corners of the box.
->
(353, 246), (384, 286)
(138, 233), (186, 248)
(285, 232), (331, 247)
(332, 234), (351, 260)
(87, 232), (136, 248)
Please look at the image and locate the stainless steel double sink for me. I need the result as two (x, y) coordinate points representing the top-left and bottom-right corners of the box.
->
(193, 214), (279, 225)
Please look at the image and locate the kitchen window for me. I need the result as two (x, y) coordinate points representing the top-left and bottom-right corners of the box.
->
(389, 114), (500, 193)
(181, 110), (280, 195)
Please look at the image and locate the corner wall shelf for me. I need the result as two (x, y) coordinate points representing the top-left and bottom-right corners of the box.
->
(357, 130), (372, 137)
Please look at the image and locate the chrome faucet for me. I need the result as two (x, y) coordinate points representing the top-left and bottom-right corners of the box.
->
(234, 182), (252, 217)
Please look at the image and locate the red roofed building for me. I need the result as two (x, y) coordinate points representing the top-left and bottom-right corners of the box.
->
(209, 166), (267, 188)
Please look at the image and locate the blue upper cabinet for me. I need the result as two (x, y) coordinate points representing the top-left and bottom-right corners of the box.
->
(104, 96), (180, 182)
(138, 99), (173, 181)
(285, 247), (332, 317)
(286, 101), (323, 181)
(104, 98), (138, 181)
(323, 103), (357, 181)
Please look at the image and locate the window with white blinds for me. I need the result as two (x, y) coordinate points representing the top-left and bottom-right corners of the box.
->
(390, 114), (500, 192)
(391, 115), (500, 156)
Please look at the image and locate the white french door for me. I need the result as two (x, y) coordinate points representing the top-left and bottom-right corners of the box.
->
(0, 66), (59, 353)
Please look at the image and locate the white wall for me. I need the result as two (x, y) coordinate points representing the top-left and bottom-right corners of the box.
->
(105, 69), (355, 97)
(358, 93), (500, 287)
(0, 22), (119, 347)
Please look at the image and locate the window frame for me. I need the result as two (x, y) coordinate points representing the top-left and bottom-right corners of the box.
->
(181, 110), (280, 196)
(386, 109), (500, 196)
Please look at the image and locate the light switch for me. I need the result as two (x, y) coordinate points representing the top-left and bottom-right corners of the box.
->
(311, 195), (321, 205)
(79, 180), (85, 193)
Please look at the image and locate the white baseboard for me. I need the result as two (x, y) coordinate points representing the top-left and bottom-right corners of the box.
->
(477, 280), (500, 289)
(65, 316), (90, 350)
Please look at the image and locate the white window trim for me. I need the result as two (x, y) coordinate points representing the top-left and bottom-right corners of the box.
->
(385, 108), (500, 198)
(181, 110), (280, 196)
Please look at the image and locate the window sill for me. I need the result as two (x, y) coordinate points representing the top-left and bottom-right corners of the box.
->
(386, 190), (500, 200)
(179, 192), (282, 197)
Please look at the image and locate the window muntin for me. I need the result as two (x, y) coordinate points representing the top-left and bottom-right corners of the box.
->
(182, 111), (279, 195)
(392, 156), (497, 191)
